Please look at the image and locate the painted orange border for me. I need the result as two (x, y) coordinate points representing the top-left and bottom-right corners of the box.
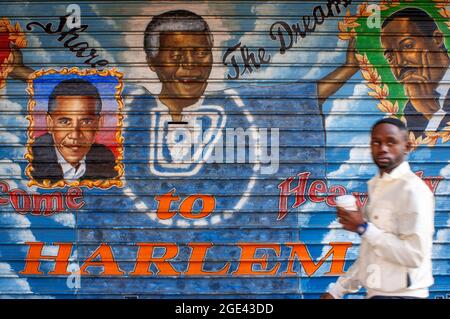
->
(25, 67), (125, 189)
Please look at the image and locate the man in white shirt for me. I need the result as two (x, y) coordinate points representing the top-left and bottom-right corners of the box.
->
(321, 118), (435, 299)
(380, 7), (450, 138)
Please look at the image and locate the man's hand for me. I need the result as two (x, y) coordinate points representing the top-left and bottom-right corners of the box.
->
(345, 37), (358, 67)
(317, 37), (359, 106)
(11, 43), (24, 68)
(8, 43), (34, 81)
(403, 50), (440, 117)
(320, 293), (335, 299)
(337, 206), (365, 233)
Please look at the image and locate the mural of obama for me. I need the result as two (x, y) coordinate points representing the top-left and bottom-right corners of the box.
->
(381, 7), (450, 138)
(30, 79), (117, 184)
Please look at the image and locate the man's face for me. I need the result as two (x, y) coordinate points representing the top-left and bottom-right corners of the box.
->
(371, 123), (410, 173)
(381, 18), (444, 86)
(148, 31), (213, 101)
(46, 95), (101, 167)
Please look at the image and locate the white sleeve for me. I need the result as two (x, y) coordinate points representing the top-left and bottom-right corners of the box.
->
(362, 187), (434, 268)
(327, 258), (362, 299)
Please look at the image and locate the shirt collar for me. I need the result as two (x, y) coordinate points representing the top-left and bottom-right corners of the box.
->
(370, 161), (411, 184)
(54, 146), (86, 178)
(156, 96), (206, 113)
(435, 67), (450, 98)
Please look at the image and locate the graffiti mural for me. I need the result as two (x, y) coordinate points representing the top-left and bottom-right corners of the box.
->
(0, 0), (448, 299)
(25, 68), (124, 188)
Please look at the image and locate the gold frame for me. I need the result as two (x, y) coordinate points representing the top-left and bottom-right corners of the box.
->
(25, 67), (125, 189)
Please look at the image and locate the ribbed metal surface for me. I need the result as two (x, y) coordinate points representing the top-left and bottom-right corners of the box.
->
(0, 0), (448, 299)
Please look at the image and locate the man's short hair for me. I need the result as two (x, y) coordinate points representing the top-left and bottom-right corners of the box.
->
(48, 79), (102, 115)
(371, 117), (409, 137)
(144, 10), (213, 60)
(382, 7), (439, 37)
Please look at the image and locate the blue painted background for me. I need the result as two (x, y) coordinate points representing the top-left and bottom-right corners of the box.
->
(0, 0), (448, 299)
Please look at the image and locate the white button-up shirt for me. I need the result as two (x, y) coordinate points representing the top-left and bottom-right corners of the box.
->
(328, 162), (435, 299)
(55, 146), (86, 181)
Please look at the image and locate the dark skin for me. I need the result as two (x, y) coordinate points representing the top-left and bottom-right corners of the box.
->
(9, 35), (359, 121)
(147, 32), (213, 122)
(320, 122), (411, 299)
(381, 18), (450, 118)
(8, 44), (34, 80)
(318, 37), (359, 106)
